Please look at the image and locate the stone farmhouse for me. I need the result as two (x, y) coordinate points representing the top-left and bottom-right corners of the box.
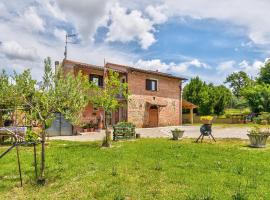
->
(47, 59), (197, 136)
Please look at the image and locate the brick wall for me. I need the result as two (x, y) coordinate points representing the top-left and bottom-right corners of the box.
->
(127, 70), (181, 127)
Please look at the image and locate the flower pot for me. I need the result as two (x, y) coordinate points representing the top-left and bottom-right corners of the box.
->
(89, 128), (94, 132)
(172, 130), (184, 140)
(84, 129), (88, 132)
(247, 134), (269, 148)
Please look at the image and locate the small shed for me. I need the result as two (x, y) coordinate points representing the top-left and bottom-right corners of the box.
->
(182, 99), (198, 124)
(46, 113), (73, 136)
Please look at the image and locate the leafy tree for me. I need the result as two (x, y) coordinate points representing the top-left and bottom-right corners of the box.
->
(89, 69), (128, 147)
(224, 71), (252, 98)
(0, 70), (11, 126)
(183, 77), (212, 115)
(242, 84), (270, 113)
(257, 61), (270, 84)
(183, 77), (232, 115)
(212, 85), (232, 115)
(13, 57), (91, 183)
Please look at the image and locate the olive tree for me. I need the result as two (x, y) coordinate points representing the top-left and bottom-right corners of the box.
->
(13, 57), (91, 184)
(89, 69), (128, 147)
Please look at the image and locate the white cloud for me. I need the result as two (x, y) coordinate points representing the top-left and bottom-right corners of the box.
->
(238, 60), (263, 77)
(189, 59), (210, 69)
(217, 59), (266, 79)
(145, 5), (168, 24)
(14, 6), (45, 32)
(44, 1), (66, 21)
(217, 60), (236, 74)
(0, 2), (10, 19)
(0, 41), (39, 61)
(55, 0), (111, 40)
(106, 4), (156, 49)
(133, 58), (208, 75)
(135, 59), (172, 72)
(54, 28), (67, 42)
(163, 0), (270, 45)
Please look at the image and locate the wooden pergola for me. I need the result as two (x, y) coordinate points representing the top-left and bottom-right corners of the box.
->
(182, 99), (198, 124)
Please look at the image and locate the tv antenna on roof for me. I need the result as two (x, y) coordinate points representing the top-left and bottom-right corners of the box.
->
(64, 33), (77, 60)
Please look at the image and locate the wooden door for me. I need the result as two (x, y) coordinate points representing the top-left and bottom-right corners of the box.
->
(114, 109), (119, 124)
(149, 106), (158, 127)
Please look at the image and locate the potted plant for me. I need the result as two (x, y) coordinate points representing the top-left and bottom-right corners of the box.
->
(247, 126), (269, 148)
(200, 116), (214, 125)
(88, 120), (95, 132)
(171, 128), (185, 140)
(82, 124), (88, 132)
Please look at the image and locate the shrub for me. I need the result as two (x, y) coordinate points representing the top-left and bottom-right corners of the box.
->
(25, 129), (39, 143)
(113, 121), (135, 140)
(116, 121), (135, 128)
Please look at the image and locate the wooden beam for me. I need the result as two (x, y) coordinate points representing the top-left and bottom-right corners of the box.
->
(190, 108), (194, 124)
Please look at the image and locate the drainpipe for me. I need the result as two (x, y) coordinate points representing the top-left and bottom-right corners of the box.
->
(179, 83), (183, 125)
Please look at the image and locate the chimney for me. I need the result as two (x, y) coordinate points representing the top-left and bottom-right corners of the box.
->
(55, 61), (60, 73)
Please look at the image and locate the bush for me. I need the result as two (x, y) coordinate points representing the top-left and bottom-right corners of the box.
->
(253, 112), (270, 125)
(25, 129), (39, 143)
(113, 121), (135, 140)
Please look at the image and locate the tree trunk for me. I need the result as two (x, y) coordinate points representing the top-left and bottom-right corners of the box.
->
(0, 113), (3, 127)
(102, 111), (111, 147)
(37, 123), (46, 185)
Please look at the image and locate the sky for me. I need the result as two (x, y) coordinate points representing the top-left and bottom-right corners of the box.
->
(0, 0), (270, 84)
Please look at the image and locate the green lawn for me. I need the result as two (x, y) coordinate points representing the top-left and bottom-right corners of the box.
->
(1, 139), (270, 200)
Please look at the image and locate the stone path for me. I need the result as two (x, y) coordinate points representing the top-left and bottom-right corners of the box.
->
(51, 125), (250, 142)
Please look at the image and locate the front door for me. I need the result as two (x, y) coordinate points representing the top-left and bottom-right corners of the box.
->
(114, 109), (119, 124)
(149, 106), (158, 127)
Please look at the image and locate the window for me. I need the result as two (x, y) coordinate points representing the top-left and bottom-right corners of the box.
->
(90, 74), (103, 87)
(146, 79), (157, 91)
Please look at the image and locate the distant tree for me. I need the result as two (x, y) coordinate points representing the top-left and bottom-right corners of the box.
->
(88, 69), (128, 147)
(257, 61), (270, 84)
(0, 70), (12, 126)
(13, 57), (91, 184)
(183, 77), (213, 115)
(184, 77), (232, 115)
(230, 96), (249, 109)
(242, 84), (270, 113)
(224, 71), (252, 98)
(212, 85), (232, 115)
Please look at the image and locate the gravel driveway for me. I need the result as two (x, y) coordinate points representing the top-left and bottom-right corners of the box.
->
(51, 125), (250, 142)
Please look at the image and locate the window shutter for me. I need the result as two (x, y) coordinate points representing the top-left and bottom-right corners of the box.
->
(99, 76), (103, 87)
(146, 79), (151, 90)
(89, 74), (93, 82)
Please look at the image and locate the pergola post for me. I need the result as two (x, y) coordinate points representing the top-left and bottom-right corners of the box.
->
(190, 108), (194, 124)
(182, 99), (198, 125)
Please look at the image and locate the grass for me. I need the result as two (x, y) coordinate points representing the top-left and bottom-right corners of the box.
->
(1, 139), (270, 199)
(224, 108), (251, 115)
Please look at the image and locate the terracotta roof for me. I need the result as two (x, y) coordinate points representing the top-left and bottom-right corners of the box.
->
(106, 62), (187, 80)
(62, 59), (187, 80)
(63, 59), (103, 71)
(182, 99), (198, 109)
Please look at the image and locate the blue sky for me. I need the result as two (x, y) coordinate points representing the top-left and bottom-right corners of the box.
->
(0, 0), (270, 84)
